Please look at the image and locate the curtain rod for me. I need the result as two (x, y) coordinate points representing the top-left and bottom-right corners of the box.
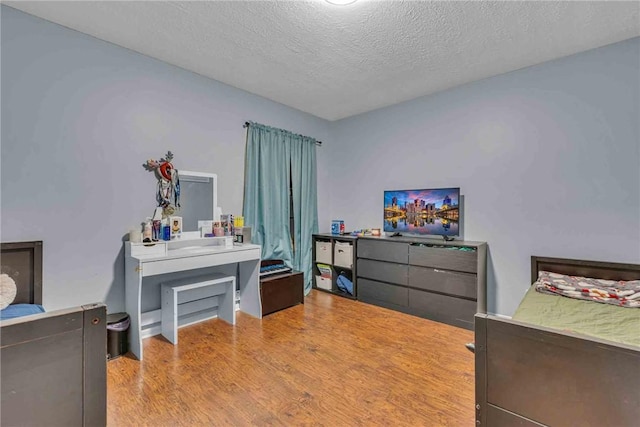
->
(243, 122), (322, 146)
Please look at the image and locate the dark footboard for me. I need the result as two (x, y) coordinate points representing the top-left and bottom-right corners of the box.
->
(1, 304), (106, 427)
(475, 313), (640, 427)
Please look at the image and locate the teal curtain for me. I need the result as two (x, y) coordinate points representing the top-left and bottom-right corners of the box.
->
(243, 124), (293, 266)
(290, 133), (318, 295)
(243, 122), (318, 295)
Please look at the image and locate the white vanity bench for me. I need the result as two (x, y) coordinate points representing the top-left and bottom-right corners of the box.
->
(161, 272), (236, 345)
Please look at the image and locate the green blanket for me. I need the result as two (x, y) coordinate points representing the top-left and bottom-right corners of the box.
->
(513, 285), (640, 347)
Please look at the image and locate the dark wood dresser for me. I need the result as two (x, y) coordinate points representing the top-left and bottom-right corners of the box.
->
(357, 236), (487, 330)
(260, 271), (304, 316)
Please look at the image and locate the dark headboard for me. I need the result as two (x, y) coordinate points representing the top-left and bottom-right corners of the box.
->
(531, 256), (640, 283)
(1, 241), (43, 304)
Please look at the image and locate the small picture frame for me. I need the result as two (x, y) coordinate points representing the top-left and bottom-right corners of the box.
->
(170, 216), (182, 238)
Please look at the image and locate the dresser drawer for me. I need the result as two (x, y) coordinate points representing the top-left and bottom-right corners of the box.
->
(357, 239), (408, 264)
(408, 266), (477, 300)
(357, 259), (408, 286)
(408, 289), (476, 330)
(358, 278), (408, 307)
(409, 245), (477, 273)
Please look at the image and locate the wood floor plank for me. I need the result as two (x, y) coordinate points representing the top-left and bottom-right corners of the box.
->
(108, 290), (474, 426)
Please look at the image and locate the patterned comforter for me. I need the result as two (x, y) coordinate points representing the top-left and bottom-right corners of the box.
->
(536, 271), (640, 308)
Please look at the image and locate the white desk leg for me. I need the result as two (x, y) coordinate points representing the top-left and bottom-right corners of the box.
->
(218, 277), (236, 325)
(124, 257), (144, 360)
(238, 259), (262, 318)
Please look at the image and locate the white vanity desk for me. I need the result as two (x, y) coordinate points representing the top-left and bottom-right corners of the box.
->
(124, 237), (262, 360)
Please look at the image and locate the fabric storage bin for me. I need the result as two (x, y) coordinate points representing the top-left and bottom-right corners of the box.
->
(334, 242), (353, 268)
(315, 275), (332, 291)
(315, 241), (332, 264)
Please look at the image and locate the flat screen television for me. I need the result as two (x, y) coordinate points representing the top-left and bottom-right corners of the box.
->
(383, 187), (460, 237)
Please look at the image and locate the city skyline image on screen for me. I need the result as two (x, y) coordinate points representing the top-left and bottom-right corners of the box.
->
(383, 188), (460, 236)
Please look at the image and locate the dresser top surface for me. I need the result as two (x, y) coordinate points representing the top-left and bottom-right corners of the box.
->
(348, 235), (486, 248)
(126, 241), (261, 262)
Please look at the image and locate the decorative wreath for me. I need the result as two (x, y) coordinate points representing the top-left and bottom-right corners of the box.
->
(143, 151), (180, 216)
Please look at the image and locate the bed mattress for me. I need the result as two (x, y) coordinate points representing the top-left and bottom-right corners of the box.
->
(513, 285), (640, 347)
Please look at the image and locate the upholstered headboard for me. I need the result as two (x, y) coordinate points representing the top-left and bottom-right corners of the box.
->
(1, 241), (43, 304)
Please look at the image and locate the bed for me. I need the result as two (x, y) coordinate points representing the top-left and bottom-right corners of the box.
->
(474, 256), (640, 427)
(0, 241), (107, 427)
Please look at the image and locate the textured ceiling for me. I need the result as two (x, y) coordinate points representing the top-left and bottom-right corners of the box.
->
(5, 1), (640, 121)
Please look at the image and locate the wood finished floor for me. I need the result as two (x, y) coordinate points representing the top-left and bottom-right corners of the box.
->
(108, 290), (474, 426)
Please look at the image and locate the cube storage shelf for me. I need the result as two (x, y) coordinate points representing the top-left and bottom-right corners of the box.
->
(312, 233), (358, 300)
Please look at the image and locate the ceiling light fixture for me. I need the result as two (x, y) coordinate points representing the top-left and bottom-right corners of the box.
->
(325, 0), (358, 5)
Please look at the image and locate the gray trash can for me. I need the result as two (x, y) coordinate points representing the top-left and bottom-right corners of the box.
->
(107, 312), (130, 360)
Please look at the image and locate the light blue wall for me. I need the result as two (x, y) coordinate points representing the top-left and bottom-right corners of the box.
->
(0, 6), (331, 311)
(326, 37), (640, 315)
(3, 6), (639, 317)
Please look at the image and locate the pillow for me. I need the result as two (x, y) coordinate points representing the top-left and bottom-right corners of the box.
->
(0, 273), (17, 309)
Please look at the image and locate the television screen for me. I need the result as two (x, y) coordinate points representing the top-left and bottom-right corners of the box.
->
(383, 188), (460, 237)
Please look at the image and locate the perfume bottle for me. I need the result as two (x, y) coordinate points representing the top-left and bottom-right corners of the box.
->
(142, 218), (152, 242)
(162, 219), (171, 241)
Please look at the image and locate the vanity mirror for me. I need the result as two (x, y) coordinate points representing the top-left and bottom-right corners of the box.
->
(178, 171), (219, 233)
